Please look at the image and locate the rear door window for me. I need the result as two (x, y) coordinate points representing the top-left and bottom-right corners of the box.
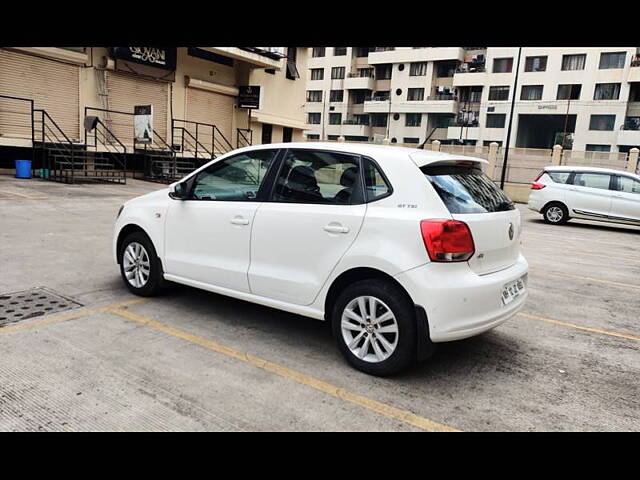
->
(422, 164), (514, 214)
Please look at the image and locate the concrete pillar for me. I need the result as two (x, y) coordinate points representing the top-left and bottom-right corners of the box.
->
(552, 144), (563, 166)
(486, 142), (499, 179)
(627, 148), (639, 174)
(337, 135), (345, 142)
(431, 139), (441, 151)
(382, 137), (391, 145)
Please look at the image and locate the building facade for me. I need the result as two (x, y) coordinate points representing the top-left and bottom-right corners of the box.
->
(0, 46), (307, 169)
(304, 47), (640, 153)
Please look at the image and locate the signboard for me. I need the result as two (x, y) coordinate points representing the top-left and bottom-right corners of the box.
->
(238, 86), (261, 109)
(111, 47), (177, 70)
(134, 105), (153, 144)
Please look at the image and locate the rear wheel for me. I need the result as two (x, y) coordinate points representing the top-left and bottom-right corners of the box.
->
(542, 203), (569, 225)
(332, 279), (416, 376)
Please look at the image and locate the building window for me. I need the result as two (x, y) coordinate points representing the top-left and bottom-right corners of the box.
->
(376, 64), (392, 80)
(557, 84), (582, 100)
(310, 68), (324, 80)
(283, 127), (293, 143)
(407, 88), (425, 101)
(403, 137), (420, 144)
(331, 66), (345, 79)
(562, 54), (586, 71)
(405, 113), (422, 127)
(357, 68), (373, 77)
(329, 90), (344, 102)
(307, 113), (321, 125)
(350, 90), (371, 104)
(589, 114), (616, 131)
(493, 57), (513, 73)
(436, 61), (457, 77)
(312, 47), (325, 58)
(327, 135), (339, 140)
(489, 86), (510, 101)
(307, 134), (320, 140)
(486, 114), (506, 128)
(594, 83), (621, 100)
(433, 115), (455, 128)
(409, 62), (427, 76)
(520, 85), (543, 100)
(524, 56), (547, 72)
(355, 47), (370, 57)
(328, 113), (342, 125)
(599, 52), (626, 69)
(370, 113), (388, 127)
(285, 47), (299, 80)
(373, 90), (390, 101)
(586, 144), (611, 152)
(333, 47), (347, 56)
(306, 90), (322, 102)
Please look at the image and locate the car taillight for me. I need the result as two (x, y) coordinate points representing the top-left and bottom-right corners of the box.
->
(532, 171), (544, 182)
(531, 182), (546, 190)
(420, 220), (475, 262)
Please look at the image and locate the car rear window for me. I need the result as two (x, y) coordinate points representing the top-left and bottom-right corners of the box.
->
(547, 171), (572, 184)
(421, 164), (514, 214)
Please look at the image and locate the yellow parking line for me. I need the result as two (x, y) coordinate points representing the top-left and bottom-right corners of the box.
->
(529, 269), (640, 291)
(0, 297), (149, 334)
(518, 312), (640, 342)
(111, 307), (458, 432)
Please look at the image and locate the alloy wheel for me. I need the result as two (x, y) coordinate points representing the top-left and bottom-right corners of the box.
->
(547, 206), (564, 223)
(122, 242), (151, 288)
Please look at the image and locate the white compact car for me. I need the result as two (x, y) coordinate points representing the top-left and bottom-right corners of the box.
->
(528, 166), (640, 227)
(114, 143), (528, 375)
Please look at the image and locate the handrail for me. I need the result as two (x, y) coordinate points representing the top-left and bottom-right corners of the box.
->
(172, 118), (235, 156)
(178, 126), (213, 158)
(35, 109), (75, 146)
(236, 128), (252, 148)
(94, 118), (127, 153)
(213, 125), (234, 153)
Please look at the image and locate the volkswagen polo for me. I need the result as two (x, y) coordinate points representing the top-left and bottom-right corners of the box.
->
(114, 143), (528, 376)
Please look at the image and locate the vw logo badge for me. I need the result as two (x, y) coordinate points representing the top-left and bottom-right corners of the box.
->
(508, 223), (514, 240)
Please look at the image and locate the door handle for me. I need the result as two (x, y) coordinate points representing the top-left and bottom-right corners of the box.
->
(230, 216), (250, 226)
(323, 224), (349, 234)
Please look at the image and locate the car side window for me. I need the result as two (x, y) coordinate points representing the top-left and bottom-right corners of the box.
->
(618, 176), (640, 194)
(191, 150), (278, 201)
(271, 150), (361, 204)
(362, 157), (392, 202)
(572, 172), (612, 190)
(548, 171), (571, 184)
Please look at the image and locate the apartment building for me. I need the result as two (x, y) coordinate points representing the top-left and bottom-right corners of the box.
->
(0, 47), (307, 170)
(304, 47), (640, 153)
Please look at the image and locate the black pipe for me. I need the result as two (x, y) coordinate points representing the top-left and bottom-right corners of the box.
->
(500, 47), (522, 189)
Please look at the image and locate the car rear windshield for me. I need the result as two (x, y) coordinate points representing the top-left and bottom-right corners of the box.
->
(421, 164), (514, 214)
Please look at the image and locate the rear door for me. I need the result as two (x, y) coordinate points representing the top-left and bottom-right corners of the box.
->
(611, 175), (640, 223)
(248, 149), (366, 305)
(421, 164), (521, 275)
(564, 171), (613, 219)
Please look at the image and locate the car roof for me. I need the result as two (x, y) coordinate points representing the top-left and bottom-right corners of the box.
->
(545, 165), (640, 179)
(234, 142), (487, 168)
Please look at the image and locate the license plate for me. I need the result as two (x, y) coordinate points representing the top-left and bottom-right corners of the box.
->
(501, 277), (526, 305)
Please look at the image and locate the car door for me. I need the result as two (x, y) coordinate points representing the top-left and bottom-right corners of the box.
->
(248, 148), (367, 305)
(565, 171), (613, 219)
(163, 149), (280, 293)
(611, 175), (640, 223)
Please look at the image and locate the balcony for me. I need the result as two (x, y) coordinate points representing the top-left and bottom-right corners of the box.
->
(629, 58), (640, 82)
(447, 126), (480, 140)
(363, 98), (391, 113)
(618, 118), (640, 144)
(344, 73), (375, 90)
(341, 121), (371, 136)
(368, 47), (464, 65)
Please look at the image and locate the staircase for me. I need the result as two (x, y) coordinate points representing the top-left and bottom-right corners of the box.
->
(34, 110), (126, 184)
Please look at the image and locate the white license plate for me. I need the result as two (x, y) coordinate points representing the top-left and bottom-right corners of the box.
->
(501, 277), (526, 305)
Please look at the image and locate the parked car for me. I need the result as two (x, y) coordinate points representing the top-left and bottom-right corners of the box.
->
(528, 166), (640, 227)
(114, 143), (528, 376)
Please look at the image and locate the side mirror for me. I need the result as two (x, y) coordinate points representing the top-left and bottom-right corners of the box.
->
(168, 181), (188, 200)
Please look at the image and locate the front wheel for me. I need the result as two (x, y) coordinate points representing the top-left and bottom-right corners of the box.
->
(332, 279), (417, 376)
(119, 232), (163, 296)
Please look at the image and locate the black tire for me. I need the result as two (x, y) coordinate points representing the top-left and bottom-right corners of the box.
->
(542, 202), (569, 225)
(119, 231), (164, 296)
(331, 279), (417, 376)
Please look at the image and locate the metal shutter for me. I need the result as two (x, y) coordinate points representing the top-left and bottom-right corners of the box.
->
(186, 87), (234, 148)
(0, 49), (80, 140)
(106, 71), (169, 146)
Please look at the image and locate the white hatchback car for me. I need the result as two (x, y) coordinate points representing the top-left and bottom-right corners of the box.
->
(528, 166), (640, 227)
(114, 143), (528, 375)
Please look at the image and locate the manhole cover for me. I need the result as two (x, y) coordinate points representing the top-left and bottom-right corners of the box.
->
(0, 287), (82, 327)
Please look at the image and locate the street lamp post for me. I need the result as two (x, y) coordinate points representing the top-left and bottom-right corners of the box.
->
(500, 47), (522, 190)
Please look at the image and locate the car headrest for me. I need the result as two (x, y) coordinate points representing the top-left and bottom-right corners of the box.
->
(340, 166), (358, 187)
(287, 165), (318, 189)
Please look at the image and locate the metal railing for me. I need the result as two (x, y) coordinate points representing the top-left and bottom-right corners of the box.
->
(236, 128), (253, 149)
(456, 64), (486, 73)
(33, 109), (76, 181)
(171, 119), (234, 158)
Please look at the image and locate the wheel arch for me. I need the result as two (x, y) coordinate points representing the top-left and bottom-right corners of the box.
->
(116, 224), (156, 264)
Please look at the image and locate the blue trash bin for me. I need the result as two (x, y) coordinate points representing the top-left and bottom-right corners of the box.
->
(15, 159), (32, 179)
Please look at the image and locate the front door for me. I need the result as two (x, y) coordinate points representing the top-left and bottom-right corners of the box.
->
(565, 171), (613, 218)
(248, 149), (366, 305)
(164, 149), (279, 292)
(611, 175), (640, 223)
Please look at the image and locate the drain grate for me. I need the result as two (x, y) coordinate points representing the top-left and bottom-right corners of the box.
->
(0, 287), (82, 327)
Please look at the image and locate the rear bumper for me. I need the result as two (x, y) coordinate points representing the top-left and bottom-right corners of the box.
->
(527, 191), (543, 212)
(394, 254), (529, 342)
